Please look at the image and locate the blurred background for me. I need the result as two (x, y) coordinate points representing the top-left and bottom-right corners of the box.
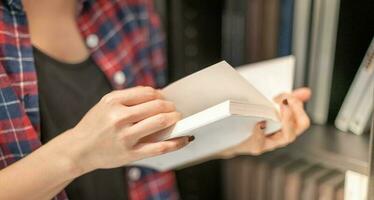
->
(154, 0), (374, 199)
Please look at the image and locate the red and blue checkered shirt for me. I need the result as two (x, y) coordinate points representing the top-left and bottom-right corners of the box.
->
(0, 0), (180, 199)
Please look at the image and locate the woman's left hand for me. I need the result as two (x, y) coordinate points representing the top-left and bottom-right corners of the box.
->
(220, 87), (312, 158)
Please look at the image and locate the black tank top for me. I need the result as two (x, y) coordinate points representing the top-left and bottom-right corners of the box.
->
(33, 47), (127, 200)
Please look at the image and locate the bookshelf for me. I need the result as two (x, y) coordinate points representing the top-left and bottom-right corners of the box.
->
(286, 125), (371, 175)
(157, 0), (374, 199)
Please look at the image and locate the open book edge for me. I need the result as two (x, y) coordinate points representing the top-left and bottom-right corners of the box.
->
(133, 100), (281, 170)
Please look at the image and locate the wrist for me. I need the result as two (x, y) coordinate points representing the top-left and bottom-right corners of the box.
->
(44, 129), (90, 179)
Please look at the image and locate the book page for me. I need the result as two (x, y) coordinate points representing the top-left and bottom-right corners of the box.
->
(162, 61), (274, 118)
(237, 55), (295, 101)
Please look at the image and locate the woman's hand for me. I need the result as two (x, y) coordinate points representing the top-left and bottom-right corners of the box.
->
(62, 86), (190, 176)
(220, 87), (312, 158)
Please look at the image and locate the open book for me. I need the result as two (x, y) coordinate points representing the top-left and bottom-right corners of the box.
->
(133, 56), (295, 170)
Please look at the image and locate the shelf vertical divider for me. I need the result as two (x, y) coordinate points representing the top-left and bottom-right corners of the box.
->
(368, 112), (374, 200)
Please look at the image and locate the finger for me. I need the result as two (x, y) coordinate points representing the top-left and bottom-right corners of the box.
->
(287, 97), (310, 135)
(133, 136), (190, 158)
(273, 87), (312, 104)
(102, 86), (163, 106)
(292, 87), (312, 102)
(278, 99), (297, 143)
(263, 131), (286, 151)
(263, 105), (294, 151)
(127, 112), (182, 140)
(125, 100), (176, 123)
(246, 121), (267, 155)
(273, 93), (294, 105)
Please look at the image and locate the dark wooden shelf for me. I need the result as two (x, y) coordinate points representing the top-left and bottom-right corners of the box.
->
(285, 125), (370, 175)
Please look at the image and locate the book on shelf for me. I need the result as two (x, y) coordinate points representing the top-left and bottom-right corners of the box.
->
(223, 156), (257, 200)
(262, 0), (280, 60)
(284, 162), (314, 200)
(335, 37), (374, 134)
(301, 167), (335, 200)
(222, 0), (247, 66)
(278, 0), (294, 57)
(335, 182), (345, 200)
(348, 76), (374, 135)
(242, 154), (292, 200)
(222, 156), (237, 200)
(344, 170), (368, 200)
(317, 172), (345, 200)
(246, 0), (263, 63)
(270, 158), (301, 200)
(253, 154), (279, 200)
(133, 56), (295, 170)
(306, 0), (341, 124)
(291, 0), (312, 87)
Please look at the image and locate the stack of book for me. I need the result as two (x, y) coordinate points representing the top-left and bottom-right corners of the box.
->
(223, 154), (346, 200)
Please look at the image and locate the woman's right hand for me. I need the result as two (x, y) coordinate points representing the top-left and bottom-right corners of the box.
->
(63, 86), (190, 176)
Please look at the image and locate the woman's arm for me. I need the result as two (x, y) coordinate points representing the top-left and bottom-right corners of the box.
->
(0, 130), (80, 200)
(0, 86), (191, 200)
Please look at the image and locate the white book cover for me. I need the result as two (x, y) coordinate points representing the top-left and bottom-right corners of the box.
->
(292, 0), (312, 88)
(132, 56), (295, 171)
(344, 170), (368, 200)
(307, 0), (341, 124)
(348, 76), (374, 135)
(335, 38), (374, 132)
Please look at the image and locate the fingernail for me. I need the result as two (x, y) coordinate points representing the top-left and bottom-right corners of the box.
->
(282, 99), (289, 106)
(188, 136), (195, 142)
(260, 121), (267, 130)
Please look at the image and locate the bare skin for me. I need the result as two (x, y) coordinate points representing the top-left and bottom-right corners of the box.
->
(0, 0), (312, 199)
(24, 0), (89, 63)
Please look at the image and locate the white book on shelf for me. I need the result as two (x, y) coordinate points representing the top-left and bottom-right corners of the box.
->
(348, 76), (374, 135)
(344, 170), (368, 200)
(133, 57), (294, 171)
(292, 0), (312, 88)
(335, 38), (374, 132)
(306, 0), (341, 124)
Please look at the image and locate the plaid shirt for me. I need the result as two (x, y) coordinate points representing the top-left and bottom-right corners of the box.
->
(0, 0), (180, 199)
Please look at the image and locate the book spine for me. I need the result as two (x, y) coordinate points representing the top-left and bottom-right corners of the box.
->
(344, 170), (368, 200)
(222, 0), (247, 67)
(317, 172), (345, 200)
(335, 38), (374, 132)
(348, 76), (374, 135)
(292, 0), (312, 88)
(278, 0), (294, 57)
(262, 0), (280, 60)
(306, 0), (341, 124)
(246, 0), (263, 63)
(222, 0), (234, 64)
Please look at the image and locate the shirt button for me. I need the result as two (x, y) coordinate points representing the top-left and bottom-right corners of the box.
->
(113, 71), (126, 85)
(128, 167), (141, 181)
(86, 34), (99, 48)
